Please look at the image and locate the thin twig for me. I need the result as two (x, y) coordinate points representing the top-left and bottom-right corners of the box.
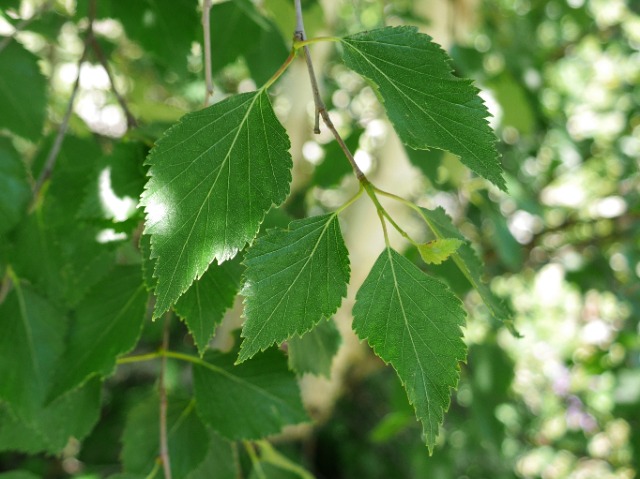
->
(30, 45), (88, 208)
(293, 0), (366, 180)
(0, 0), (55, 54)
(88, 34), (137, 129)
(159, 314), (173, 479)
(202, 0), (214, 106)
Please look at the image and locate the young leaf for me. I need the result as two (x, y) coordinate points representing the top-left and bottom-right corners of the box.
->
(417, 238), (463, 265)
(239, 214), (350, 362)
(0, 286), (67, 420)
(0, 137), (30, 235)
(417, 207), (515, 330)
(0, 41), (47, 141)
(122, 392), (210, 478)
(288, 319), (342, 377)
(141, 91), (292, 318)
(174, 256), (244, 356)
(352, 248), (467, 452)
(340, 26), (505, 190)
(193, 348), (308, 440)
(49, 265), (147, 400)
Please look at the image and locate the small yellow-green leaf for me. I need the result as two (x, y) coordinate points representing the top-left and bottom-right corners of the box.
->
(417, 238), (463, 265)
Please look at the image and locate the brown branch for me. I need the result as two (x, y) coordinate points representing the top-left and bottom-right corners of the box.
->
(0, 0), (55, 54)
(293, 0), (367, 181)
(87, 34), (137, 129)
(159, 314), (173, 479)
(202, 0), (214, 106)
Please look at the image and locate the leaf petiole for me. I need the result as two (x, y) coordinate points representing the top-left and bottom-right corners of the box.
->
(261, 48), (298, 90)
(334, 183), (365, 215)
(293, 36), (341, 49)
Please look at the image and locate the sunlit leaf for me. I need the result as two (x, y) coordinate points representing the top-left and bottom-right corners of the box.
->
(239, 214), (349, 362)
(417, 238), (463, 265)
(340, 27), (505, 190)
(141, 90), (292, 318)
(353, 248), (466, 451)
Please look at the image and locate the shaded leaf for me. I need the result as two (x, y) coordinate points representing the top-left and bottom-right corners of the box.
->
(122, 391), (209, 479)
(352, 248), (467, 451)
(0, 286), (67, 420)
(0, 378), (101, 455)
(49, 265), (147, 400)
(0, 40), (47, 140)
(417, 207), (515, 330)
(193, 348), (308, 440)
(185, 429), (239, 479)
(340, 27), (505, 190)
(239, 214), (350, 362)
(0, 136), (30, 235)
(417, 238), (463, 265)
(288, 319), (341, 377)
(312, 129), (363, 188)
(141, 90), (292, 318)
(175, 256), (244, 356)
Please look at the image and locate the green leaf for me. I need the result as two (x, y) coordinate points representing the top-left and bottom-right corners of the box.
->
(352, 248), (467, 452)
(0, 472), (41, 479)
(417, 207), (515, 330)
(288, 318), (341, 377)
(417, 238), (463, 265)
(0, 378), (101, 455)
(141, 90), (292, 318)
(174, 256), (244, 356)
(239, 214), (350, 362)
(185, 429), (238, 479)
(193, 348), (308, 440)
(111, 0), (199, 75)
(0, 136), (30, 235)
(340, 26), (505, 190)
(0, 286), (67, 420)
(122, 391), (210, 479)
(49, 265), (147, 400)
(0, 40), (47, 140)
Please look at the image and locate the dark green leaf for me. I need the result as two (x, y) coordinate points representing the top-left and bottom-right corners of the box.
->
(340, 27), (505, 190)
(0, 136), (30, 235)
(352, 248), (467, 451)
(122, 392), (210, 479)
(239, 214), (350, 362)
(175, 256), (244, 356)
(111, 0), (199, 75)
(185, 429), (238, 479)
(0, 286), (67, 420)
(288, 319), (341, 377)
(193, 348), (308, 440)
(141, 91), (292, 318)
(49, 265), (147, 400)
(0, 471), (41, 479)
(0, 40), (47, 140)
(0, 378), (101, 454)
(417, 207), (515, 330)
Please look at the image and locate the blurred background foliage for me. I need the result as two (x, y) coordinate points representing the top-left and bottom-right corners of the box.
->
(0, 0), (638, 478)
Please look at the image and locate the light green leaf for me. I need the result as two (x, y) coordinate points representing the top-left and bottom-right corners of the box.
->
(193, 348), (308, 440)
(417, 238), (463, 265)
(239, 214), (350, 362)
(0, 137), (30, 235)
(141, 90), (292, 318)
(288, 319), (341, 377)
(0, 378), (101, 455)
(0, 40), (47, 141)
(417, 207), (515, 331)
(352, 248), (466, 452)
(122, 391), (210, 479)
(175, 256), (243, 356)
(0, 286), (67, 420)
(49, 265), (147, 400)
(340, 26), (505, 190)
